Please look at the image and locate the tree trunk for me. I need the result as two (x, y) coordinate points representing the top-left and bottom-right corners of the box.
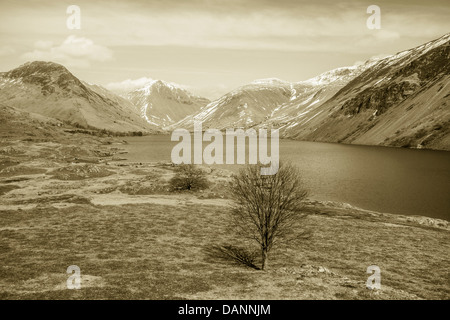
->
(261, 248), (268, 270)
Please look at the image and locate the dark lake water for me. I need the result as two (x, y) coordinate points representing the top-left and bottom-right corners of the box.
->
(121, 135), (450, 220)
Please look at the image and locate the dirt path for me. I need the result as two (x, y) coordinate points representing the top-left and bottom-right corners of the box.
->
(90, 193), (233, 207)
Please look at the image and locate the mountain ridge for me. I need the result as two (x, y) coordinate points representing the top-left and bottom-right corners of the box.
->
(126, 79), (209, 129)
(0, 61), (156, 133)
(281, 33), (450, 150)
(0, 34), (448, 150)
(168, 33), (450, 150)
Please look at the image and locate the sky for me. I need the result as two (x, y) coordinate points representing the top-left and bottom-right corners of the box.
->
(0, 0), (449, 99)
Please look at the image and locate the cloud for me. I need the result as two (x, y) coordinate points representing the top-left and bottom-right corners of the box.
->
(2, 1), (449, 55)
(374, 30), (401, 41)
(0, 46), (15, 56)
(105, 77), (228, 99)
(21, 36), (113, 68)
(78, 0), (449, 53)
(106, 77), (193, 93)
(105, 77), (157, 93)
(34, 40), (54, 50)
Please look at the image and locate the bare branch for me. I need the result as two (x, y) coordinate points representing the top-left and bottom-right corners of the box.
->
(228, 161), (309, 270)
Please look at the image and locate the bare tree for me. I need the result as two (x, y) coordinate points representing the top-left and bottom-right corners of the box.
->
(229, 162), (308, 270)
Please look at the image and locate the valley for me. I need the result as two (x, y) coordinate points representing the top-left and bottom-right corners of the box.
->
(0, 124), (448, 299)
(1, 34), (448, 151)
(0, 33), (449, 300)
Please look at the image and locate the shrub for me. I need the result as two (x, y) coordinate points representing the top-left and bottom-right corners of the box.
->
(169, 164), (209, 191)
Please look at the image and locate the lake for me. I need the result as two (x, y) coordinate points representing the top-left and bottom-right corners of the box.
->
(121, 134), (450, 220)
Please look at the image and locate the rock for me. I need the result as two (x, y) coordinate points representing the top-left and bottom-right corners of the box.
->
(318, 266), (332, 274)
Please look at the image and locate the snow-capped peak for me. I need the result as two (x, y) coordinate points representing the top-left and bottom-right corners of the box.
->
(134, 79), (188, 95)
(299, 66), (359, 86)
(250, 78), (290, 86)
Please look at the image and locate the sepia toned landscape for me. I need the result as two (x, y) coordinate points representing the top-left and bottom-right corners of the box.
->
(0, 123), (448, 299)
(0, 0), (449, 301)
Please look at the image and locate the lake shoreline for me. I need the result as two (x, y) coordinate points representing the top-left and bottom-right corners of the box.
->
(116, 132), (450, 220)
(107, 159), (450, 226)
(1, 136), (448, 300)
(139, 132), (450, 152)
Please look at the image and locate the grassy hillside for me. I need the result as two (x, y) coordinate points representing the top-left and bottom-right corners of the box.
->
(0, 129), (448, 299)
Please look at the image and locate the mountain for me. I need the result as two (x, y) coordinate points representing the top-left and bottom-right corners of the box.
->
(172, 33), (449, 151)
(0, 61), (155, 132)
(170, 66), (374, 131)
(259, 63), (377, 130)
(2, 34), (448, 150)
(0, 102), (63, 140)
(170, 78), (301, 130)
(126, 80), (209, 129)
(282, 33), (450, 150)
